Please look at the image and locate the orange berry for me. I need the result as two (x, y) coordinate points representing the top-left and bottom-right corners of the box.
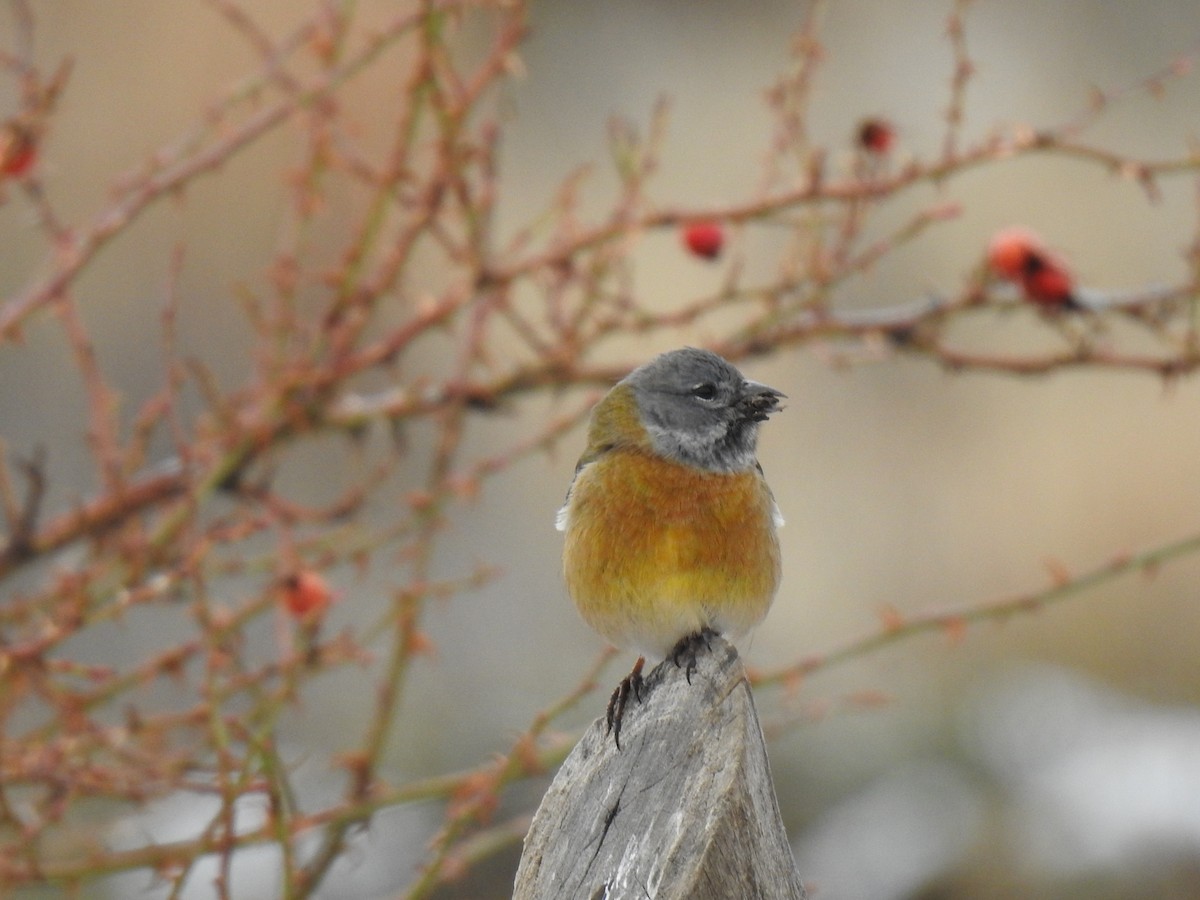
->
(279, 570), (334, 619)
(987, 227), (1041, 280)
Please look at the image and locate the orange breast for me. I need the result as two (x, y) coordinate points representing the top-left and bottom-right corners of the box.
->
(562, 448), (781, 657)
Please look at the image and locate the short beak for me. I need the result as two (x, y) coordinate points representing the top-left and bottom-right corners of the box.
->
(739, 380), (786, 422)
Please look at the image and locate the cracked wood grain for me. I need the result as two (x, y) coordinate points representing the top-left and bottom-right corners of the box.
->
(515, 635), (806, 900)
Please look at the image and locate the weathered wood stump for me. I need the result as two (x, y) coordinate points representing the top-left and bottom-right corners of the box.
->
(514, 635), (805, 899)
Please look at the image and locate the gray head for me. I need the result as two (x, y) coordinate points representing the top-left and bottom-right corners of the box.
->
(624, 347), (784, 472)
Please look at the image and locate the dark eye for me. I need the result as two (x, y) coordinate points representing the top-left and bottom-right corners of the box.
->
(691, 383), (718, 401)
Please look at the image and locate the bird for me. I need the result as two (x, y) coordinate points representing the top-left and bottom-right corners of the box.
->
(557, 347), (785, 747)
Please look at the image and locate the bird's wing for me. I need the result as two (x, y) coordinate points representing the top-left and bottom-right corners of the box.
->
(756, 461), (785, 528)
(555, 444), (613, 532)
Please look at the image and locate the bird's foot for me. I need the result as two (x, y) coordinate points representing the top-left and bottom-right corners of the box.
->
(605, 656), (645, 751)
(670, 627), (718, 684)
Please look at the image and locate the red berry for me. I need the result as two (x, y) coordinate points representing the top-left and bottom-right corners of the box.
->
(682, 221), (724, 260)
(857, 118), (895, 155)
(0, 126), (37, 178)
(1020, 255), (1076, 307)
(279, 570), (334, 619)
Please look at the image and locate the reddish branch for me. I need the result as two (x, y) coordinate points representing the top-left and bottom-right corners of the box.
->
(2, 1), (1200, 897)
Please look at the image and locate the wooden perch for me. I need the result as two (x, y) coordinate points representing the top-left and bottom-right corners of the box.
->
(514, 635), (806, 899)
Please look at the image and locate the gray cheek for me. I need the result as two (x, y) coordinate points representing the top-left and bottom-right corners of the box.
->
(645, 420), (757, 472)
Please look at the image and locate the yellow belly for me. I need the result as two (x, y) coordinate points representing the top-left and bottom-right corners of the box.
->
(562, 449), (781, 658)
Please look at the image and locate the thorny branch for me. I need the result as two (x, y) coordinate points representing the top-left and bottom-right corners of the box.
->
(2, 1), (1200, 896)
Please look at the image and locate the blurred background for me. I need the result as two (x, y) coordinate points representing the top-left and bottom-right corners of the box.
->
(5, 1), (1200, 897)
